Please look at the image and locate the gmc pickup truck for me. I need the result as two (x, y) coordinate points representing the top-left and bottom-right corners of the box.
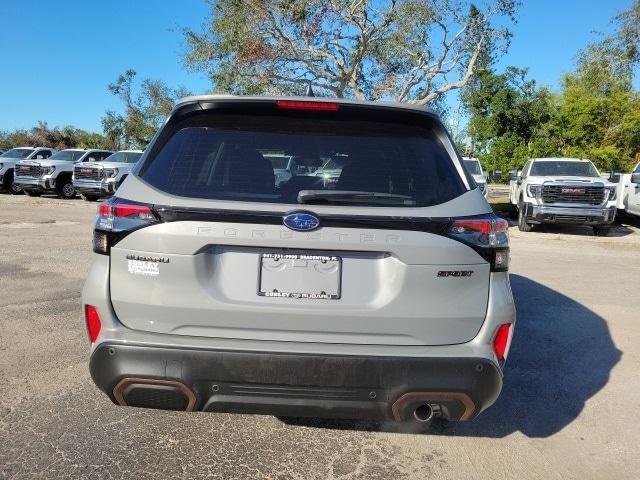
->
(73, 150), (143, 201)
(462, 157), (488, 198)
(14, 149), (113, 199)
(509, 157), (618, 235)
(0, 147), (57, 194)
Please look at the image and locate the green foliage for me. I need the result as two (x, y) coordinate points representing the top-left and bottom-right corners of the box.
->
(545, 69), (640, 172)
(462, 1), (640, 181)
(479, 133), (529, 180)
(0, 122), (108, 151)
(461, 66), (554, 180)
(102, 70), (191, 150)
(183, 0), (519, 104)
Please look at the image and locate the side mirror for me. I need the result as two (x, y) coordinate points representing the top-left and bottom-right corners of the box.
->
(508, 170), (517, 181)
(631, 173), (640, 184)
(516, 170), (523, 183)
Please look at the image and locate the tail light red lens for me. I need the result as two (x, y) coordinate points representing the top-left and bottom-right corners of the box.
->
(94, 197), (158, 254)
(493, 323), (512, 362)
(447, 214), (510, 271)
(276, 100), (340, 112)
(84, 305), (102, 343)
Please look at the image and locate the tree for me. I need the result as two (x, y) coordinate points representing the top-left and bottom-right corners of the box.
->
(183, 0), (520, 104)
(461, 66), (554, 178)
(102, 70), (191, 150)
(543, 64), (640, 173)
(539, 0), (640, 173)
(461, 0), (640, 179)
(0, 123), (108, 151)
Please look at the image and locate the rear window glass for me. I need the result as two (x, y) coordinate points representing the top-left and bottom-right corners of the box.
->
(140, 114), (465, 207)
(463, 159), (482, 175)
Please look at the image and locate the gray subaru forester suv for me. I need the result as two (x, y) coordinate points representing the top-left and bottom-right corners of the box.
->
(82, 96), (515, 425)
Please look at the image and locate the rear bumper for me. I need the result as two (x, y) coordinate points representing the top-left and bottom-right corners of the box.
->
(89, 343), (503, 421)
(523, 203), (616, 225)
(74, 179), (115, 195)
(14, 176), (53, 191)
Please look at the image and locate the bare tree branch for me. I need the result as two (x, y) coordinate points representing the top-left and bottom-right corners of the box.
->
(183, 0), (519, 103)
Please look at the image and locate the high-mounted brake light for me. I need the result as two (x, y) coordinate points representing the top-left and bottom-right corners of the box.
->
(493, 323), (512, 362)
(84, 305), (102, 343)
(276, 100), (340, 112)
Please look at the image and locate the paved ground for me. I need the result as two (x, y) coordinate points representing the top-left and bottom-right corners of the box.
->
(1, 193), (640, 479)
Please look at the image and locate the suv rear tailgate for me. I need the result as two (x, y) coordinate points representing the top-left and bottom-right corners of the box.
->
(109, 207), (490, 346)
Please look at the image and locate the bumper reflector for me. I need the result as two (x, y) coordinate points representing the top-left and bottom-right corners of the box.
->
(493, 323), (512, 362)
(84, 305), (102, 343)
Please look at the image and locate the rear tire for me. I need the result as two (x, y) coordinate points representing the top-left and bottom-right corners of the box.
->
(56, 177), (76, 199)
(593, 226), (611, 236)
(517, 202), (533, 232)
(24, 190), (41, 197)
(80, 193), (100, 202)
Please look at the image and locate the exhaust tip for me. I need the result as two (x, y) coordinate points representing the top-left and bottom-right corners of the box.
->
(113, 377), (196, 412)
(413, 404), (434, 423)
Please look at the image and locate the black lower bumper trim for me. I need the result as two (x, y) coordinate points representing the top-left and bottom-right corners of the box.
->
(89, 343), (503, 421)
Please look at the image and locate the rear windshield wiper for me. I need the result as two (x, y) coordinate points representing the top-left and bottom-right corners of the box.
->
(297, 190), (415, 204)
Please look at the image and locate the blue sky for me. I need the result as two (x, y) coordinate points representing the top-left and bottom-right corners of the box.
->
(0, 0), (635, 133)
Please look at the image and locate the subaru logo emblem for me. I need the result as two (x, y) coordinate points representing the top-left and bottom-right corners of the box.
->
(283, 212), (320, 231)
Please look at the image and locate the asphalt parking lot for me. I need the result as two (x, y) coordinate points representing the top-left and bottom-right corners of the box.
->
(1, 194), (640, 479)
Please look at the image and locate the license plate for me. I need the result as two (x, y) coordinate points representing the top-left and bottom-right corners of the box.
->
(258, 253), (341, 299)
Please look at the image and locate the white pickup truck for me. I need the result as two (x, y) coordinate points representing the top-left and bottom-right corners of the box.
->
(462, 157), (488, 198)
(509, 157), (618, 235)
(614, 162), (640, 217)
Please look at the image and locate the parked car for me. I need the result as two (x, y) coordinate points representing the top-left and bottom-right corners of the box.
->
(614, 162), (640, 217)
(14, 149), (113, 199)
(462, 157), (488, 198)
(0, 147), (57, 194)
(262, 153), (303, 187)
(311, 155), (347, 188)
(508, 157), (618, 235)
(83, 95), (515, 426)
(73, 150), (143, 201)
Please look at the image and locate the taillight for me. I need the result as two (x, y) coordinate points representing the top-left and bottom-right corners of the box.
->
(84, 305), (102, 343)
(93, 197), (158, 254)
(276, 100), (340, 112)
(493, 323), (512, 362)
(447, 214), (509, 271)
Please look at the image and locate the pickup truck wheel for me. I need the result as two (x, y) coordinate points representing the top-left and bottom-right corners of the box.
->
(593, 226), (611, 236)
(24, 190), (41, 197)
(56, 178), (76, 199)
(517, 203), (533, 232)
(6, 171), (23, 195)
(80, 193), (100, 202)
